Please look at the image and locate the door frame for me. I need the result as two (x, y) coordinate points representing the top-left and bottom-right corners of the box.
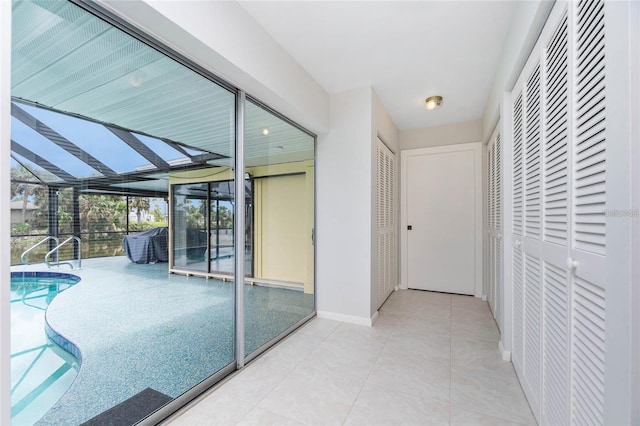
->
(400, 142), (483, 297)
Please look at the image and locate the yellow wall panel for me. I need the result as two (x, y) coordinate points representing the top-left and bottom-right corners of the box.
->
(254, 174), (308, 285)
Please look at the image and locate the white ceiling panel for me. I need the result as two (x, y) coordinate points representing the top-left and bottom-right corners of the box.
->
(239, 1), (516, 130)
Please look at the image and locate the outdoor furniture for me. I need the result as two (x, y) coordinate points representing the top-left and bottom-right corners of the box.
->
(123, 227), (168, 263)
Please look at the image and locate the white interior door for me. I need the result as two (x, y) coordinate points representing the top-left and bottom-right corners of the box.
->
(405, 146), (477, 295)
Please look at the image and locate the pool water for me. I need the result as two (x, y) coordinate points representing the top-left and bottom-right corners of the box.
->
(10, 273), (80, 426)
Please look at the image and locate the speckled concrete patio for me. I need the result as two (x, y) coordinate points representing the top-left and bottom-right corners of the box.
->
(13, 256), (313, 425)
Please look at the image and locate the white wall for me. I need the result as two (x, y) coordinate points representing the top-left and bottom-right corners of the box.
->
(631, 4), (640, 423)
(100, 0), (329, 135)
(399, 119), (482, 150)
(603, 2), (636, 422)
(316, 88), (374, 324)
(0, 0), (10, 422)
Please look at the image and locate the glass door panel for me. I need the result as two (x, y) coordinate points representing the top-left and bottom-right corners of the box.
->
(173, 183), (209, 272)
(10, 1), (237, 424)
(243, 99), (315, 357)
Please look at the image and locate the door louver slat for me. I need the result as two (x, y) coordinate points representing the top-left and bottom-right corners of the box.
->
(525, 65), (542, 239)
(544, 15), (569, 246)
(513, 93), (524, 236)
(574, 0), (606, 256)
(542, 262), (569, 425)
(572, 276), (605, 425)
(524, 253), (541, 407)
(512, 248), (524, 370)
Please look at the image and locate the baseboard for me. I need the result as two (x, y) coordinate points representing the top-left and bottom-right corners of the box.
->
(481, 294), (488, 301)
(499, 340), (511, 361)
(370, 310), (379, 326)
(317, 310), (377, 327)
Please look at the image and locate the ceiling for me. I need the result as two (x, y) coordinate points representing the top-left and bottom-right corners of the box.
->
(238, 1), (517, 130)
(10, 0), (314, 195)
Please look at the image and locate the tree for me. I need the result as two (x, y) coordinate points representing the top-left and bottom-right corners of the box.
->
(10, 166), (35, 224)
(152, 204), (164, 222)
(129, 197), (150, 223)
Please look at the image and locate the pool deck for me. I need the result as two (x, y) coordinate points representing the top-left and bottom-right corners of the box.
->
(11, 256), (313, 425)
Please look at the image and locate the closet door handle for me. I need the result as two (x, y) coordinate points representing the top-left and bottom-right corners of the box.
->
(566, 258), (578, 271)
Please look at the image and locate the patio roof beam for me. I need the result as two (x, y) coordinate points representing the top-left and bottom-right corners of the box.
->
(190, 152), (226, 163)
(11, 103), (118, 177)
(11, 140), (77, 182)
(106, 127), (171, 170)
(79, 185), (167, 198)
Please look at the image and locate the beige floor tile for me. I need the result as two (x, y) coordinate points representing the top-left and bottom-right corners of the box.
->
(344, 382), (450, 425)
(169, 388), (256, 426)
(168, 290), (536, 426)
(326, 322), (392, 347)
(451, 365), (536, 425)
(451, 407), (530, 426)
(257, 365), (364, 425)
(294, 318), (341, 341)
(237, 407), (303, 425)
(451, 337), (514, 376)
(451, 319), (501, 344)
(366, 349), (450, 400)
(384, 328), (451, 364)
(257, 330), (323, 367)
(298, 338), (382, 382)
(405, 290), (453, 306)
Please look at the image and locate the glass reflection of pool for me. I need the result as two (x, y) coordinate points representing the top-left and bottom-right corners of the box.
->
(10, 272), (80, 426)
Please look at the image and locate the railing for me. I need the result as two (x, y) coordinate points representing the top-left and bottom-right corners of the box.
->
(21, 236), (59, 265)
(45, 236), (82, 270)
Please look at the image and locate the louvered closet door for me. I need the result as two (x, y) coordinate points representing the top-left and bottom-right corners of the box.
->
(488, 139), (495, 313)
(509, 1), (609, 424)
(487, 127), (502, 325)
(568, 1), (607, 422)
(511, 89), (525, 377)
(376, 139), (396, 309)
(494, 133), (502, 326)
(541, 10), (571, 426)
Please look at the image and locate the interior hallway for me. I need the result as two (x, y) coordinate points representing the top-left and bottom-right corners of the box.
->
(165, 290), (536, 425)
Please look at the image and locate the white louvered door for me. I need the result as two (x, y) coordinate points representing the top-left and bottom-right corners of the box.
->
(509, 1), (609, 424)
(568, 1), (607, 422)
(376, 138), (396, 309)
(487, 126), (502, 325)
(541, 11), (571, 426)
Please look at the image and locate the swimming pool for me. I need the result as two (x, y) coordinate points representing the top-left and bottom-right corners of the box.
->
(10, 272), (81, 426)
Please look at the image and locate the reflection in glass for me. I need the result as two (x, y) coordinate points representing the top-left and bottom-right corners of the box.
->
(172, 183), (208, 272)
(243, 100), (315, 356)
(10, 0), (236, 423)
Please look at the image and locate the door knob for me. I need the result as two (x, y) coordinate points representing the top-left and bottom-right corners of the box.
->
(566, 258), (578, 271)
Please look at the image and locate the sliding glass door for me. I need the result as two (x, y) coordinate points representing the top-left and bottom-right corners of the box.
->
(9, 1), (315, 424)
(243, 99), (315, 359)
(11, 1), (237, 424)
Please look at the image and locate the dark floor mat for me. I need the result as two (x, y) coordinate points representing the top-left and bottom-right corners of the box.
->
(80, 387), (172, 426)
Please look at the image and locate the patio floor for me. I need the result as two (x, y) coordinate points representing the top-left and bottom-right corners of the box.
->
(11, 256), (314, 425)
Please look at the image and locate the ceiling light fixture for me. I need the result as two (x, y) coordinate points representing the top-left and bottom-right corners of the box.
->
(262, 128), (270, 136)
(425, 96), (443, 111)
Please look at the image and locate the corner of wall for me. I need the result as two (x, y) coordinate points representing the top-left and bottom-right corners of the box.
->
(316, 87), (374, 321)
(0, 0), (11, 422)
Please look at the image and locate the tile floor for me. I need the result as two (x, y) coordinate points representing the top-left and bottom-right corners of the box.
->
(165, 289), (536, 425)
